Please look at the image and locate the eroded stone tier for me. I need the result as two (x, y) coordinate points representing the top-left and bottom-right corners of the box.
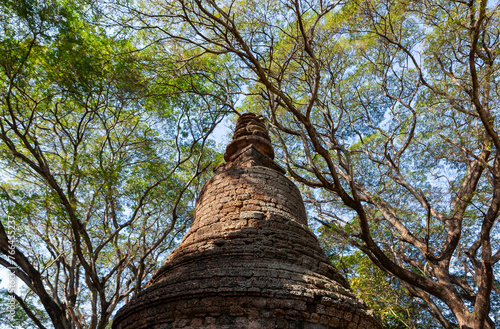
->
(113, 113), (382, 329)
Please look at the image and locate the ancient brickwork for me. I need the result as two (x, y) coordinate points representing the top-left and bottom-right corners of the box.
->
(113, 113), (382, 329)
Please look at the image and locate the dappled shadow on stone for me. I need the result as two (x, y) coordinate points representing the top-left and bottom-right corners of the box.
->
(113, 114), (381, 329)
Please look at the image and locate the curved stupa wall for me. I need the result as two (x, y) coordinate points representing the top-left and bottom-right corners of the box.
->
(113, 113), (381, 329)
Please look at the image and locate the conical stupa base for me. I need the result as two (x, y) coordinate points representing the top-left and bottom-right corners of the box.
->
(113, 114), (381, 329)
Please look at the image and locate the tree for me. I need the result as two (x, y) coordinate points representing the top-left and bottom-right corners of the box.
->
(122, 0), (500, 328)
(0, 0), (232, 327)
(316, 219), (440, 329)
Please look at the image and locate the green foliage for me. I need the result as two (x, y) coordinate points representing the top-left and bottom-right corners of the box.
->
(0, 0), (231, 327)
(346, 255), (416, 328)
(2, 0), (499, 328)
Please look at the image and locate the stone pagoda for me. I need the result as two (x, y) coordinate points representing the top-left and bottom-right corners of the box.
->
(113, 113), (381, 329)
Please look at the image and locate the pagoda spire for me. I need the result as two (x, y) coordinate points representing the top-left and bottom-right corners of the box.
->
(113, 113), (382, 329)
(222, 113), (284, 173)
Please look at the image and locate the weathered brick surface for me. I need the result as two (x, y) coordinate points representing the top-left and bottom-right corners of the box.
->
(113, 113), (382, 329)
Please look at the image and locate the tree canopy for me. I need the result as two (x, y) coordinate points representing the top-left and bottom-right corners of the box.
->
(0, 0), (231, 327)
(1, 0), (499, 328)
